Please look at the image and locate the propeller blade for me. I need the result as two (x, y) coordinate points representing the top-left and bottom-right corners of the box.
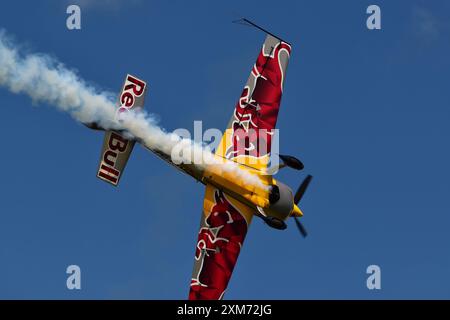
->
(279, 154), (304, 170)
(294, 175), (313, 204)
(294, 216), (308, 237)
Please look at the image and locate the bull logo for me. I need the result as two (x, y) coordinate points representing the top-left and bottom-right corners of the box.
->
(225, 41), (289, 161)
(225, 86), (267, 160)
(190, 190), (247, 299)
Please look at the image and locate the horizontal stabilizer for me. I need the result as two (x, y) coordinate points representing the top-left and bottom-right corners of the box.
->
(96, 74), (148, 186)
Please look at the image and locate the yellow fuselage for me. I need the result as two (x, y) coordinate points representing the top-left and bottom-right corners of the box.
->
(199, 157), (302, 220)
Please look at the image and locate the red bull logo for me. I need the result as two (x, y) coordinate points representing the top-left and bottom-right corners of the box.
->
(226, 41), (291, 161)
(190, 189), (248, 300)
(97, 74), (146, 185)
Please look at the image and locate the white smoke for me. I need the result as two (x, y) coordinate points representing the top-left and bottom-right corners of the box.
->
(0, 30), (267, 190)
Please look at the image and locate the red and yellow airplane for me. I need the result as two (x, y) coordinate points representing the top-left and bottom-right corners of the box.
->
(85, 19), (312, 300)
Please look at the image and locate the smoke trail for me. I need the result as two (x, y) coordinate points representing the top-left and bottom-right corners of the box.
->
(0, 30), (267, 190)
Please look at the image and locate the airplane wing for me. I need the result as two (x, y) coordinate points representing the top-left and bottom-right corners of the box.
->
(215, 34), (291, 171)
(96, 74), (147, 186)
(190, 184), (253, 300)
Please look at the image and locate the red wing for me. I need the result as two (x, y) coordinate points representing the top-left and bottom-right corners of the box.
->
(215, 34), (291, 170)
(189, 185), (253, 300)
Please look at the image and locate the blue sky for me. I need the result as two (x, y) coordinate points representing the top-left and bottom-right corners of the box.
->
(0, 0), (450, 299)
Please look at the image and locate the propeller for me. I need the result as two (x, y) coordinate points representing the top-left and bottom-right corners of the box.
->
(294, 174), (312, 204)
(294, 215), (308, 237)
(293, 174), (313, 237)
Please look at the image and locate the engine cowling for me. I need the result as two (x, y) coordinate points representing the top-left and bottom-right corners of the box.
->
(266, 181), (294, 222)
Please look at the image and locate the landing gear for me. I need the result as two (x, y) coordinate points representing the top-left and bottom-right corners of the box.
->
(264, 216), (287, 230)
(256, 207), (287, 230)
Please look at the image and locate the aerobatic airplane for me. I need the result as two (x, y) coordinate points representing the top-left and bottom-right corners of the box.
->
(84, 19), (312, 300)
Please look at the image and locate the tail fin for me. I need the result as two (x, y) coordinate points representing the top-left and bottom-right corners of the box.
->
(96, 74), (148, 186)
